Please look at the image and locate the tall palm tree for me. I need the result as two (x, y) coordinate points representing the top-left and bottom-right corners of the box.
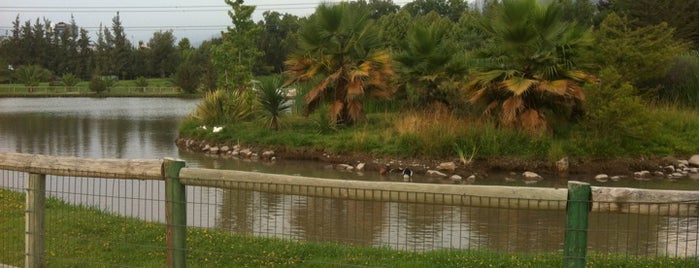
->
(394, 14), (468, 109)
(284, 3), (395, 125)
(465, 0), (597, 135)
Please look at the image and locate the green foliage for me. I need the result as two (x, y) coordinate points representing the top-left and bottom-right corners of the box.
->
(89, 76), (108, 94)
(394, 15), (467, 109)
(212, 0), (262, 91)
(466, 0), (595, 135)
(256, 78), (292, 130)
(582, 68), (659, 154)
(588, 13), (688, 89)
(173, 62), (200, 94)
(60, 73), (80, 88)
(610, 0), (699, 49)
(654, 51), (699, 108)
(192, 89), (257, 126)
(13, 65), (52, 92)
(134, 76), (149, 88)
(148, 30), (179, 78)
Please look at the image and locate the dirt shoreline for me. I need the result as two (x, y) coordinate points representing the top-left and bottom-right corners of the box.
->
(176, 137), (685, 180)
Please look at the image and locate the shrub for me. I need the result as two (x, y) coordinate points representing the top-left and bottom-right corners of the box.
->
(174, 62), (201, 94)
(89, 76), (108, 94)
(61, 73), (80, 90)
(582, 68), (659, 151)
(192, 89), (256, 126)
(13, 65), (52, 92)
(256, 78), (292, 130)
(134, 76), (149, 92)
(654, 51), (699, 108)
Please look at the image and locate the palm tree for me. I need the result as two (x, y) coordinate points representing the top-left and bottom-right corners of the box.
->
(284, 3), (395, 125)
(394, 14), (468, 109)
(465, 0), (597, 135)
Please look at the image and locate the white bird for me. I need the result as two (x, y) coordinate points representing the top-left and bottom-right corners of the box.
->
(212, 126), (223, 133)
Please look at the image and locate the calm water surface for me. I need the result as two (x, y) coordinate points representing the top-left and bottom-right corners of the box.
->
(0, 97), (696, 255)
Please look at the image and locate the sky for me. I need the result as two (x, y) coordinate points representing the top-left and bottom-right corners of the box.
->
(0, 0), (331, 45)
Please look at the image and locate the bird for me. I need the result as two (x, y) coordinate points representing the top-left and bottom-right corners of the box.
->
(379, 164), (391, 176)
(402, 168), (414, 182)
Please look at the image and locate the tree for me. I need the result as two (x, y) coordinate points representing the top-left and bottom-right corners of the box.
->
(394, 13), (467, 108)
(212, 0), (262, 91)
(110, 12), (133, 79)
(609, 0), (699, 48)
(465, 0), (597, 135)
(148, 30), (179, 78)
(60, 73), (80, 91)
(285, 3), (396, 125)
(377, 10), (413, 51)
(402, 0), (469, 21)
(257, 78), (292, 130)
(587, 13), (688, 88)
(13, 65), (52, 92)
(174, 62), (201, 94)
(255, 11), (301, 75)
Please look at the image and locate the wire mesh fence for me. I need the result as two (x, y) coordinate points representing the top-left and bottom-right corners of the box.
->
(1, 153), (698, 267)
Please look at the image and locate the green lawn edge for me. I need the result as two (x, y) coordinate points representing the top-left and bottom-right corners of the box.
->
(1, 189), (696, 267)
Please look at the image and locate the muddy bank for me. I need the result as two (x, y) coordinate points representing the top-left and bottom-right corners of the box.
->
(176, 137), (699, 183)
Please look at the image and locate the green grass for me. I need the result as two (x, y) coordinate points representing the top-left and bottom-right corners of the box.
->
(2, 189), (696, 267)
(0, 78), (199, 97)
(180, 104), (699, 161)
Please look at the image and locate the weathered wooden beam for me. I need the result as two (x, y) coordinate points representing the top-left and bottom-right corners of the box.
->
(26, 173), (46, 268)
(179, 168), (568, 210)
(0, 152), (163, 180)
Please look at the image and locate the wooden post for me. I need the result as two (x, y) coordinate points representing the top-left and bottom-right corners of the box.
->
(164, 158), (187, 268)
(26, 173), (46, 268)
(564, 181), (592, 268)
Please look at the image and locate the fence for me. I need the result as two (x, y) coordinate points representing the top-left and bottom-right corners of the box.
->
(1, 152), (698, 267)
(0, 86), (180, 95)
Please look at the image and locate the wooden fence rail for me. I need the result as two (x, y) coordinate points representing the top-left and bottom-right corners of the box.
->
(1, 152), (698, 267)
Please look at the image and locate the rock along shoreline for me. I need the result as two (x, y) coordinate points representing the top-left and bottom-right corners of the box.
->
(176, 137), (699, 185)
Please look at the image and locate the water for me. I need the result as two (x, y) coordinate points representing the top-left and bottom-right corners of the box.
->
(0, 97), (697, 256)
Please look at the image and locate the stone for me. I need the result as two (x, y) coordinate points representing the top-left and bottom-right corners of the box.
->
(209, 147), (219, 154)
(426, 170), (448, 177)
(689, 155), (699, 167)
(663, 165), (676, 173)
(355, 163), (365, 171)
(437, 162), (457, 171)
(202, 144), (210, 152)
(670, 172), (685, 178)
(450, 175), (463, 184)
(337, 164), (354, 170)
(654, 171), (665, 177)
(594, 174), (609, 182)
(240, 149), (253, 157)
(466, 175), (477, 184)
(262, 150), (275, 159)
(610, 176), (623, 181)
(522, 171), (543, 180)
(688, 167), (698, 174)
(220, 146), (230, 153)
(634, 170), (651, 178)
(678, 160), (689, 166)
(556, 157), (569, 174)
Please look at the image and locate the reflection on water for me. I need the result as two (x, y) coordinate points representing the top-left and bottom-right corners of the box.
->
(1, 97), (698, 256)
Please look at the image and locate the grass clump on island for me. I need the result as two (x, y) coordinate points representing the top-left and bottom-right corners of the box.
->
(2, 189), (696, 267)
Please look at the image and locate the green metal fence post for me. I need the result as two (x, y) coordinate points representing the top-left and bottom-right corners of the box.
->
(26, 173), (46, 268)
(564, 181), (592, 268)
(164, 158), (187, 268)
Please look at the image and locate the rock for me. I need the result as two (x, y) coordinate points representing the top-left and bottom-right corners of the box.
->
(556, 157), (569, 175)
(233, 144), (241, 150)
(251, 153), (259, 160)
(522, 171), (543, 181)
(220, 146), (230, 153)
(202, 144), (210, 152)
(450, 175), (463, 184)
(654, 171), (665, 177)
(688, 167), (698, 174)
(670, 172), (685, 179)
(634, 170), (651, 178)
(231, 149), (240, 156)
(594, 174), (609, 182)
(426, 170), (448, 177)
(262, 150), (275, 159)
(437, 162), (457, 171)
(337, 164), (354, 170)
(209, 147), (219, 154)
(466, 175), (477, 184)
(689, 155), (699, 167)
(271, 156), (277, 161)
(610, 176), (623, 181)
(504, 177), (517, 182)
(239, 148), (253, 157)
(355, 163), (365, 171)
(678, 160), (689, 166)
(663, 165), (676, 173)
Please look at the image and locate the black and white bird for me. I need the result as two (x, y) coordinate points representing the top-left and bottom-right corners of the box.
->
(402, 168), (414, 182)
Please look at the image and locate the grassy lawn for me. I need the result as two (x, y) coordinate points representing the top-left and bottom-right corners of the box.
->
(1, 189), (696, 267)
(0, 79), (199, 97)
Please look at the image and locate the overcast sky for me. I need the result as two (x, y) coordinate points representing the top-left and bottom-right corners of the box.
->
(0, 0), (332, 45)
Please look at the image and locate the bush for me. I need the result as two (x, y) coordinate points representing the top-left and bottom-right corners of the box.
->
(582, 68), (659, 152)
(89, 76), (108, 94)
(256, 78), (292, 130)
(134, 76), (149, 92)
(61, 73), (80, 89)
(174, 62), (201, 94)
(192, 89), (257, 126)
(654, 51), (699, 108)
